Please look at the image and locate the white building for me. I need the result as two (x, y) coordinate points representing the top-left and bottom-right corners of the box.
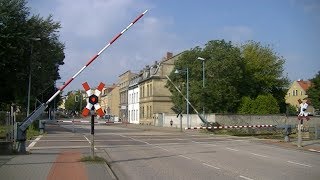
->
(128, 74), (140, 124)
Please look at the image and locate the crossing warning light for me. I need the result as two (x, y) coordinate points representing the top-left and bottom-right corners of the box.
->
(82, 82), (105, 117)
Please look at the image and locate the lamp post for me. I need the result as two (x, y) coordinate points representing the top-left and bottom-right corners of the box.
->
(175, 68), (189, 128)
(197, 57), (205, 117)
(27, 38), (41, 117)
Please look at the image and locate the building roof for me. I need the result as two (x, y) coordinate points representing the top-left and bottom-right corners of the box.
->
(297, 80), (311, 91)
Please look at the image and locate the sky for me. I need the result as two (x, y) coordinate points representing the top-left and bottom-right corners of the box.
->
(27, 0), (320, 93)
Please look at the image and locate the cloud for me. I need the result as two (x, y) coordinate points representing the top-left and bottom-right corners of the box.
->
(217, 25), (254, 43)
(40, 0), (183, 93)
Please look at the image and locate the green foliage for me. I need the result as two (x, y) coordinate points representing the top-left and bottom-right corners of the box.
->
(167, 40), (288, 114)
(238, 97), (253, 114)
(238, 94), (280, 114)
(0, 0), (65, 112)
(241, 41), (289, 111)
(287, 104), (298, 116)
(26, 123), (39, 140)
(64, 91), (86, 112)
(307, 71), (320, 110)
(167, 40), (244, 113)
(80, 156), (106, 163)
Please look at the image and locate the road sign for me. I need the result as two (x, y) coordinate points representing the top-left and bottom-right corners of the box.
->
(82, 82), (105, 117)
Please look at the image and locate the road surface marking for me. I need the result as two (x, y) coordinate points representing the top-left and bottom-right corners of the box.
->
(83, 135), (97, 150)
(309, 149), (320, 153)
(179, 155), (192, 160)
(239, 175), (254, 180)
(287, 161), (312, 167)
(226, 147), (239, 151)
(250, 153), (268, 158)
(27, 135), (43, 150)
(202, 163), (220, 169)
(155, 146), (169, 151)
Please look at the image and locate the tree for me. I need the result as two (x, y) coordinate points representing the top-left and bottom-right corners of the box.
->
(0, 0), (65, 112)
(307, 71), (320, 110)
(241, 41), (289, 112)
(238, 94), (280, 114)
(167, 40), (244, 113)
(167, 40), (288, 114)
(64, 91), (86, 113)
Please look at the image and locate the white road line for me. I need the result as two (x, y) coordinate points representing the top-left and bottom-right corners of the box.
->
(155, 146), (169, 151)
(83, 135), (97, 150)
(239, 175), (254, 180)
(119, 134), (172, 153)
(119, 134), (152, 145)
(83, 135), (91, 144)
(287, 161), (312, 168)
(250, 153), (268, 158)
(179, 155), (192, 160)
(226, 147), (239, 152)
(309, 149), (320, 153)
(27, 135), (43, 151)
(202, 163), (220, 169)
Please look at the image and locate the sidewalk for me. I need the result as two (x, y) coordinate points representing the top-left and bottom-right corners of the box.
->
(0, 124), (116, 180)
(254, 138), (320, 153)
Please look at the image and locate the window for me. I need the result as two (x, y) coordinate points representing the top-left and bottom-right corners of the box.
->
(150, 105), (152, 117)
(147, 84), (149, 96)
(136, 110), (138, 121)
(150, 84), (152, 96)
(288, 93), (291, 97)
(147, 106), (149, 118)
(295, 90), (298, 96)
(129, 111), (131, 122)
(142, 107), (144, 118)
(292, 90), (295, 96)
(300, 91), (303, 96)
(143, 86), (145, 97)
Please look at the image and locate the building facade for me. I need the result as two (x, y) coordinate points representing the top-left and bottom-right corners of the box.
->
(128, 74), (141, 124)
(285, 79), (315, 114)
(118, 71), (137, 122)
(139, 52), (182, 125)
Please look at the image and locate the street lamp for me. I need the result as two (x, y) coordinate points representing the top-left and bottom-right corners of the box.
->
(197, 57), (205, 117)
(175, 68), (189, 128)
(27, 37), (41, 117)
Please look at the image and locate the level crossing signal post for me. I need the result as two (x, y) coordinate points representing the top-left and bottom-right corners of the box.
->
(82, 82), (105, 158)
(297, 99), (311, 148)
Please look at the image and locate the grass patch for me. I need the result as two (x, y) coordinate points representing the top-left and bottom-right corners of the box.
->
(26, 124), (40, 140)
(80, 156), (106, 163)
(0, 125), (9, 139)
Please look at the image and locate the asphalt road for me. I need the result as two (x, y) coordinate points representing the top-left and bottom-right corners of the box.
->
(29, 120), (320, 180)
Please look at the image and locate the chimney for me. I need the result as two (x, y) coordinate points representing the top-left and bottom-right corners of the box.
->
(166, 52), (173, 59)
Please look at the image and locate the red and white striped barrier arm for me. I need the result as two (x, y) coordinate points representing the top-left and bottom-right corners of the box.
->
(56, 120), (122, 124)
(45, 10), (148, 105)
(185, 125), (274, 130)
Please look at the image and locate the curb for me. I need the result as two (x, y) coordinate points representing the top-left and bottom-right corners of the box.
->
(97, 150), (118, 180)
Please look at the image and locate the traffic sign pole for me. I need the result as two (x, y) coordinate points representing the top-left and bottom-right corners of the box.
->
(91, 114), (95, 158)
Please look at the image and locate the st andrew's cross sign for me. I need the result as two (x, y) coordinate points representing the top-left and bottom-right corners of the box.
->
(82, 82), (105, 117)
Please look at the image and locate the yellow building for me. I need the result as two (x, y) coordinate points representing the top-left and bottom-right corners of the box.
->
(285, 79), (315, 114)
(139, 52), (182, 125)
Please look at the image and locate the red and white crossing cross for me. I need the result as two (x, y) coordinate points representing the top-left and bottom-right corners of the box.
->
(82, 82), (105, 117)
